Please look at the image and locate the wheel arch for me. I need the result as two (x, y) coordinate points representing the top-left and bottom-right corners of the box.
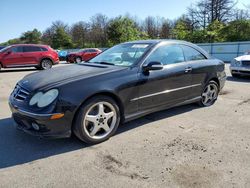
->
(40, 57), (54, 65)
(72, 91), (125, 130)
(208, 77), (220, 88)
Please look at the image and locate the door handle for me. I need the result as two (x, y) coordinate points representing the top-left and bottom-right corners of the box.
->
(185, 67), (192, 73)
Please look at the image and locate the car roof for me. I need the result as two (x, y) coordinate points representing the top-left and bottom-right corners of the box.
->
(124, 39), (210, 58)
(124, 39), (194, 45)
(10, 44), (49, 48)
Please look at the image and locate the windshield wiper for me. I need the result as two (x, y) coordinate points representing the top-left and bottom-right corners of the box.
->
(95, 62), (115, 66)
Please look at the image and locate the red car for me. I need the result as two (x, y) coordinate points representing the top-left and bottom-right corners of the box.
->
(66, 48), (102, 63)
(0, 44), (59, 71)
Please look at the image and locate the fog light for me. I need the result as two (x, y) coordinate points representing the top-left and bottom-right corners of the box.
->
(32, 123), (40, 130)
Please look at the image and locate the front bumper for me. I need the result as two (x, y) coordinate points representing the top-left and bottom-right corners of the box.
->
(230, 66), (250, 76)
(9, 102), (71, 138)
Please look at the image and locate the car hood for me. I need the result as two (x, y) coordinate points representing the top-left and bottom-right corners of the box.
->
(235, 55), (250, 61)
(19, 64), (127, 91)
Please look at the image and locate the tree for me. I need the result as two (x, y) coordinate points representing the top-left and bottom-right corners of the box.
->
(206, 20), (225, 42)
(107, 16), (140, 45)
(20, 29), (42, 44)
(51, 28), (73, 49)
(220, 20), (250, 41)
(187, 0), (237, 30)
(0, 38), (22, 46)
(70, 21), (89, 48)
(88, 14), (109, 47)
(144, 16), (158, 38)
(41, 21), (70, 47)
(160, 19), (172, 39)
(173, 16), (193, 41)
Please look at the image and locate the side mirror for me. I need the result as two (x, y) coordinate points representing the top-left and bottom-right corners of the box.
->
(5, 51), (11, 55)
(142, 61), (164, 72)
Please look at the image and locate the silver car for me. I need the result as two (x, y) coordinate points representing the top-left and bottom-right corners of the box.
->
(230, 52), (250, 77)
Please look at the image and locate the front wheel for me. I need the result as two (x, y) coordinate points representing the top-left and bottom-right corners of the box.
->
(73, 96), (120, 144)
(198, 81), (219, 107)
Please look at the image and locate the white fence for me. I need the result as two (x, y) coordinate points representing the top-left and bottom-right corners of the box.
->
(197, 41), (250, 63)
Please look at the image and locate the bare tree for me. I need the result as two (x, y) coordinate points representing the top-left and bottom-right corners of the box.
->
(187, 0), (237, 30)
(89, 14), (109, 47)
(160, 19), (172, 39)
(70, 21), (89, 48)
(143, 16), (159, 38)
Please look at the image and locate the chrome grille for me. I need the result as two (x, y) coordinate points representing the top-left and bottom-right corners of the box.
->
(242, 61), (250, 66)
(12, 84), (30, 101)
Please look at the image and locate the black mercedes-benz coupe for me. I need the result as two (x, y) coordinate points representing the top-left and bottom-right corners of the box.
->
(9, 40), (226, 144)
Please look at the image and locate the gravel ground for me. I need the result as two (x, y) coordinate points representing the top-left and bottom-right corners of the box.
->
(0, 63), (249, 188)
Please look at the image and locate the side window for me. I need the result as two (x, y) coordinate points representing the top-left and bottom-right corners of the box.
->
(146, 44), (185, 65)
(11, 46), (23, 53)
(23, 46), (41, 52)
(181, 45), (206, 61)
(89, 49), (96, 53)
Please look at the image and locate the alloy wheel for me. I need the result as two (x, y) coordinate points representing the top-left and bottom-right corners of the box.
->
(41, 60), (52, 70)
(83, 102), (117, 140)
(76, 57), (82, 63)
(201, 83), (218, 106)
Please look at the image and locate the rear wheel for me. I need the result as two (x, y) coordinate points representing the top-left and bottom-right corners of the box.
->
(73, 96), (120, 144)
(40, 59), (52, 70)
(75, 57), (82, 63)
(198, 81), (219, 107)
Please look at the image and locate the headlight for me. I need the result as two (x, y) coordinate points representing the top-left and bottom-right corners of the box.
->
(29, 92), (43, 106)
(29, 89), (59, 108)
(231, 59), (241, 66)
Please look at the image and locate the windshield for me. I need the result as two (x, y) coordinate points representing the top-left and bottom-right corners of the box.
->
(0, 46), (11, 53)
(244, 51), (250, 55)
(88, 43), (151, 67)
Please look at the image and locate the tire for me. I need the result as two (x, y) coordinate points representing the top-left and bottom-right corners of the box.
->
(73, 95), (121, 144)
(198, 80), (219, 107)
(75, 57), (82, 63)
(40, 59), (53, 70)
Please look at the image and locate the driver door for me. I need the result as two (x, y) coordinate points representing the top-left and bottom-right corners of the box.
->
(136, 44), (193, 111)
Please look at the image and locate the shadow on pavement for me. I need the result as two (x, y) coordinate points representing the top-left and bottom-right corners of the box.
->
(0, 68), (36, 73)
(0, 104), (198, 169)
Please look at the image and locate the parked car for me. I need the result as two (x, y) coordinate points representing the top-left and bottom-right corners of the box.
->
(230, 51), (250, 77)
(0, 46), (5, 50)
(66, 48), (102, 63)
(0, 44), (59, 71)
(9, 40), (226, 144)
(58, 49), (80, 61)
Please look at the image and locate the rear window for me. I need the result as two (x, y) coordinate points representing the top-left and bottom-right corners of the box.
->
(89, 49), (97, 52)
(181, 45), (206, 61)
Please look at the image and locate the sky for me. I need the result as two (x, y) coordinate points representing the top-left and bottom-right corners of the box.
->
(0, 0), (249, 43)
